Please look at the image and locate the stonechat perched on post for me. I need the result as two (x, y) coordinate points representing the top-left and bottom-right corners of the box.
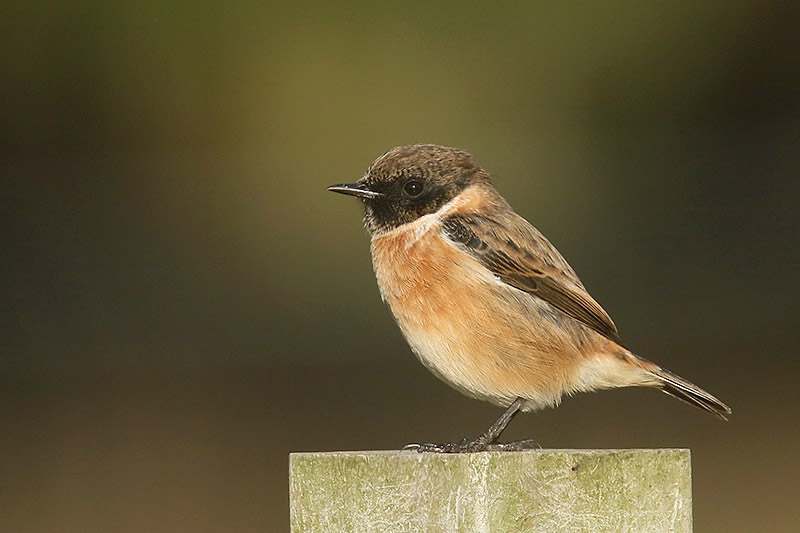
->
(328, 144), (730, 452)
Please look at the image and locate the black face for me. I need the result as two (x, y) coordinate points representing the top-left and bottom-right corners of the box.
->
(361, 168), (467, 234)
(329, 144), (484, 235)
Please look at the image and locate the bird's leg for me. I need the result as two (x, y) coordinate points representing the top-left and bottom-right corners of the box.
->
(476, 396), (524, 446)
(405, 397), (539, 453)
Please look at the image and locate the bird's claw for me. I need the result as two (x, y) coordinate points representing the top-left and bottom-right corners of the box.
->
(403, 437), (539, 453)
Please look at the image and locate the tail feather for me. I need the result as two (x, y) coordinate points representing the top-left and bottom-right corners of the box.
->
(630, 355), (731, 420)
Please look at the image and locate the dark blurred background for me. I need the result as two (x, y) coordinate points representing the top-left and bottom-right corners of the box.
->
(2, 2), (799, 531)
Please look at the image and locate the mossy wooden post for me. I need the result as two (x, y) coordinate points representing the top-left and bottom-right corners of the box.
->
(289, 449), (692, 532)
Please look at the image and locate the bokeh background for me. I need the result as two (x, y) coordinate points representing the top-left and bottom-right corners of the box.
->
(2, 2), (799, 531)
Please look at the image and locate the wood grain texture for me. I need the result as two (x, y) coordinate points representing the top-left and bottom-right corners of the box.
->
(290, 449), (693, 532)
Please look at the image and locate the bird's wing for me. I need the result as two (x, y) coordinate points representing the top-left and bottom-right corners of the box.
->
(442, 213), (623, 345)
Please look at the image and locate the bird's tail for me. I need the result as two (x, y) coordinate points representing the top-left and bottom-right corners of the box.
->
(628, 354), (731, 420)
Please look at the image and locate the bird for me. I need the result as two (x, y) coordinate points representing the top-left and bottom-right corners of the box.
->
(328, 144), (730, 452)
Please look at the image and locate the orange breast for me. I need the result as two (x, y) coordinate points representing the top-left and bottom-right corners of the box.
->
(370, 217), (588, 410)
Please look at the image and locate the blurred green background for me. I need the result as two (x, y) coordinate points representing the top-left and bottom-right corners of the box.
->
(2, 1), (799, 531)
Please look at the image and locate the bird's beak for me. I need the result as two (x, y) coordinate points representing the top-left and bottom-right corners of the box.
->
(327, 182), (383, 200)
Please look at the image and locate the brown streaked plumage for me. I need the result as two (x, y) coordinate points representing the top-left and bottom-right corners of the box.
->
(328, 144), (730, 452)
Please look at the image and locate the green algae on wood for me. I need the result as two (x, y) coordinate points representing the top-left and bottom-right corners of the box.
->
(290, 449), (692, 532)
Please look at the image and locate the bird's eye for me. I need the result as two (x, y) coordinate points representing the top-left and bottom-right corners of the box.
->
(403, 179), (424, 197)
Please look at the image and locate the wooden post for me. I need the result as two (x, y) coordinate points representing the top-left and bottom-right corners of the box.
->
(290, 449), (692, 532)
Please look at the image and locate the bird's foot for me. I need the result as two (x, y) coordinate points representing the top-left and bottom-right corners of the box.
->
(484, 438), (541, 451)
(403, 437), (540, 453)
(403, 438), (475, 453)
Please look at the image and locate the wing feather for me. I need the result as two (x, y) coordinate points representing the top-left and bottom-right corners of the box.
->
(442, 214), (623, 345)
